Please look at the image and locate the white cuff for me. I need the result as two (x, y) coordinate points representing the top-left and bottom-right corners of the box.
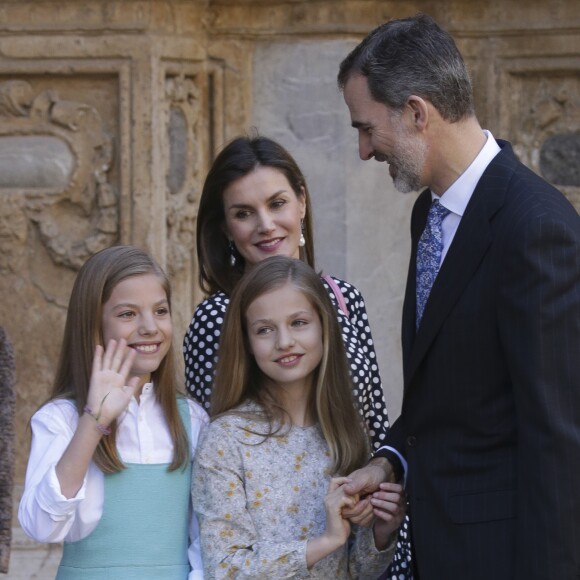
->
(37, 464), (87, 518)
(377, 445), (408, 487)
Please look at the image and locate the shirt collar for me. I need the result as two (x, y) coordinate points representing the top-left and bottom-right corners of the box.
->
(141, 382), (155, 396)
(433, 130), (501, 216)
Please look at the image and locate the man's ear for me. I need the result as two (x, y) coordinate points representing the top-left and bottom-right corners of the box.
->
(406, 95), (429, 131)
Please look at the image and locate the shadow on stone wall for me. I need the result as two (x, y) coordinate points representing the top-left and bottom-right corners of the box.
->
(0, 327), (15, 573)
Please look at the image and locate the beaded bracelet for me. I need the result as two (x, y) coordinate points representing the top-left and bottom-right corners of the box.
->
(83, 406), (112, 436)
(83, 392), (112, 436)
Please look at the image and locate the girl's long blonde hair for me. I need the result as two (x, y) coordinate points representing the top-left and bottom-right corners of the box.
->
(51, 245), (189, 473)
(211, 255), (369, 476)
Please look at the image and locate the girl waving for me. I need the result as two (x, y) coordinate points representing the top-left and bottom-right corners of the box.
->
(19, 246), (208, 579)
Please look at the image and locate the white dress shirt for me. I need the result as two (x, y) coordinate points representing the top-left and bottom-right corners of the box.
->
(436, 130), (501, 263)
(18, 384), (209, 580)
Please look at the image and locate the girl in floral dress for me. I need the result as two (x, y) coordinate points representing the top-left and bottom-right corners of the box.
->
(192, 256), (405, 579)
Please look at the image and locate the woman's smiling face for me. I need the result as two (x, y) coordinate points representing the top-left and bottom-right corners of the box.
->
(222, 166), (306, 269)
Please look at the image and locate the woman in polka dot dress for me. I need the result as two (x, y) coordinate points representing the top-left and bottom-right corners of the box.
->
(183, 135), (412, 580)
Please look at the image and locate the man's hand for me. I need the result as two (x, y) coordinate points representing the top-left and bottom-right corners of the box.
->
(342, 457), (395, 525)
(372, 482), (406, 550)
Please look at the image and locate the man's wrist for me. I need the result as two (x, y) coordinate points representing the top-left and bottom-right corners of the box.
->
(368, 456), (394, 482)
(373, 448), (405, 484)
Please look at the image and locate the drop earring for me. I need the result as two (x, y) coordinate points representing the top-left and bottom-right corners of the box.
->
(228, 241), (236, 267)
(299, 219), (306, 247)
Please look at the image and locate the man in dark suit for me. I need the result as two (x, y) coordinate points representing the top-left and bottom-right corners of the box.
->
(338, 14), (580, 580)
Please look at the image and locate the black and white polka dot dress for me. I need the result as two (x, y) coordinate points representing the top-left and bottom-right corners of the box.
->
(183, 276), (413, 579)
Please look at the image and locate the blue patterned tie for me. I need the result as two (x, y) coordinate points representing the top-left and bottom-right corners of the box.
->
(416, 199), (450, 329)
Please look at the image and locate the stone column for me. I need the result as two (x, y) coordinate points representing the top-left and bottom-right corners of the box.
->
(0, 2), (212, 577)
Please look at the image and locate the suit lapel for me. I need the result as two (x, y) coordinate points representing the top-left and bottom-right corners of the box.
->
(403, 141), (516, 386)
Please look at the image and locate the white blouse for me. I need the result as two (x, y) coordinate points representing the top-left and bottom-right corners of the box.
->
(18, 384), (208, 580)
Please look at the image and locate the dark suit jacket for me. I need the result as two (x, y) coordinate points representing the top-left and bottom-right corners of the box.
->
(384, 140), (580, 580)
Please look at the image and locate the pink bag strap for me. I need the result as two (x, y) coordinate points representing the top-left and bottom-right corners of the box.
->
(323, 275), (349, 318)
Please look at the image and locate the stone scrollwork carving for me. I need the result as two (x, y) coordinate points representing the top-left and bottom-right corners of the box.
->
(0, 80), (117, 270)
(510, 74), (580, 211)
(164, 73), (203, 277)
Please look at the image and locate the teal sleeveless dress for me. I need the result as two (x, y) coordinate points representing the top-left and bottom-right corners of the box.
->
(57, 398), (192, 579)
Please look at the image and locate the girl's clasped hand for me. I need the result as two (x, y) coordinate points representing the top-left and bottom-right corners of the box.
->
(325, 477), (406, 552)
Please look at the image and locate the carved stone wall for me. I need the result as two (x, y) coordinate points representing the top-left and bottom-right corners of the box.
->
(1, 1), (579, 578)
(0, 77), (120, 486)
(163, 69), (214, 323)
(0, 3), (211, 577)
(0, 1), (210, 479)
(497, 57), (580, 209)
(0, 79), (120, 574)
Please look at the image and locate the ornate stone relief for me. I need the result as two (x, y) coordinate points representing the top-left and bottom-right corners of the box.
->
(0, 79), (117, 270)
(164, 72), (204, 279)
(500, 64), (580, 212)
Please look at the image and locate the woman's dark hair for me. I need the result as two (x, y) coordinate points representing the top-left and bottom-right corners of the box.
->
(196, 135), (315, 296)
